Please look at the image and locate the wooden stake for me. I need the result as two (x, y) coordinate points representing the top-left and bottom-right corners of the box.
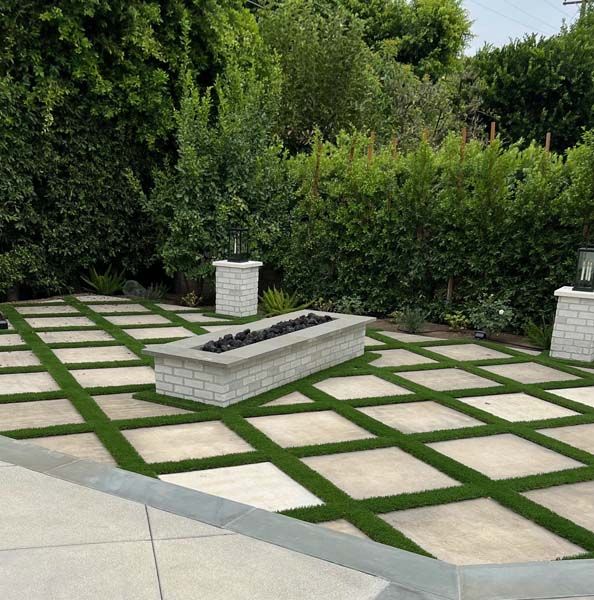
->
(460, 127), (467, 161)
(490, 121), (496, 143)
(545, 131), (552, 152)
(391, 135), (399, 159)
(422, 128), (430, 143)
(446, 276), (455, 304)
(367, 131), (375, 165)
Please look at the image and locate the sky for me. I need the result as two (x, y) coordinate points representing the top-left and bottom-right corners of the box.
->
(462, 0), (583, 54)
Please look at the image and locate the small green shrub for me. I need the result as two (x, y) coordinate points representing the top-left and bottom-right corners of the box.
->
(312, 298), (336, 312)
(142, 283), (168, 300)
(466, 294), (513, 335)
(81, 266), (126, 295)
(390, 308), (428, 333)
(181, 291), (201, 307)
(260, 287), (310, 316)
(525, 320), (553, 350)
(334, 296), (366, 315)
(445, 310), (470, 331)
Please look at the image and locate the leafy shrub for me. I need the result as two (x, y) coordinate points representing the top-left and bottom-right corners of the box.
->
(181, 291), (201, 308)
(260, 287), (309, 316)
(466, 294), (513, 335)
(390, 308), (428, 333)
(334, 296), (366, 315)
(141, 283), (168, 301)
(445, 311), (470, 331)
(81, 267), (126, 296)
(525, 320), (553, 350)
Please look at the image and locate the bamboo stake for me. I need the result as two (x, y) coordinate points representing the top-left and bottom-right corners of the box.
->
(545, 131), (552, 152)
(490, 121), (496, 143)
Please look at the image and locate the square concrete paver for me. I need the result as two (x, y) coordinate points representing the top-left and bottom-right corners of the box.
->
(314, 375), (411, 399)
(25, 316), (95, 329)
(480, 363), (581, 384)
(369, 349), (437, 368)
(302, 447), (458, 499)
(71, 366), (155, 388)
(523, 481), (594, 533)
(358, 401), (482, 433)
(548, 386), (594, 409)
(30, 432), (116, 464)
(364, 336), (385, 346)
(176, 313), (229, 323)
(93, 393), (192, 420)
(246, 411), (374, 447)
(506, 345), (541, 356)
(0, 350), (40, 368)
(87, 303), (150, 314)
(458, 393), (579, 422)
(53, 346), (138, 364)
(160, 462), (322, 511)
(318, 519), (368, 539)
(105, 314), (172, 326)
(428, 433), (582, 479)
(123, 326), (194, 340)
(380, 498), (583, 564)
(0, 334), (25, 347)
(14, 305), (79, 315)
(397, 368), (500, 392)
(156, 303), (201, 312)
(76, 295), (130, 303)
(428, 344), (511, 361)
(538, 423), (594, 454)
(0, 399), (83, 431)
(377, 331), (442, 343)
(0, 372), (59, 395)
(123, 421), (253, 463)
(37, 330), (115, 344)
(262, 391), (314, 407)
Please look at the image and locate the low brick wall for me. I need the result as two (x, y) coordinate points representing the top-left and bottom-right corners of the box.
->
(144, 311), (374, 407)
(551, 286), (594, 361)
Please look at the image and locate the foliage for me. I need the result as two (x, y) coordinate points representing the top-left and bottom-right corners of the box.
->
(342, 0), (471, 78)
(140, 283), (169, 301)
(81, 267), (126, 296)
(259, 0), (378, 149)
(444, 310), (470, 331)
(470, 7), (594, 151)
(333, 296), (366, 315)
(390, 308), (428, 333)
(181, 291), (201, 308)
(466, 294), (513, 335)
(0, 0), (260, 297)
(259, 286), (309, 316)
(525, 320), (553, 350)
(145, 37), (290, 281)
(283, 130), (591, 329)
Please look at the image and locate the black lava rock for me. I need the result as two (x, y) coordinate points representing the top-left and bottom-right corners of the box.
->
(201, 313), (332, 354)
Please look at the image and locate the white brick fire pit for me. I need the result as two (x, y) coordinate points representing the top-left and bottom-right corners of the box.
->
(144, 311), (375, 407)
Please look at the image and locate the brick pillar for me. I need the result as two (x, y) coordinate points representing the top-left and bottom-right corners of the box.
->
(213, 260), (263, 317)
(550, 286), (594, 361)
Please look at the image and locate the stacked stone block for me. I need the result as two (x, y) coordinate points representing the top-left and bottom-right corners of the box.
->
(551, 286), (594, 361)
(213, 260), (262, 317)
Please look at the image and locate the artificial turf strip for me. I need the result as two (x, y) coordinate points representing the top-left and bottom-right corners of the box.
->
(4, 300), (594, 559)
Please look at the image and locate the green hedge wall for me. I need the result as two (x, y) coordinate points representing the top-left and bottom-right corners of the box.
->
(282, 131), (594, 327)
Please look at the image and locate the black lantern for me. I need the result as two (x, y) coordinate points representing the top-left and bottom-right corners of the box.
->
(0, 312), (8, 330)
(228, 225), (249, 262)
(574, 247), (594, 292)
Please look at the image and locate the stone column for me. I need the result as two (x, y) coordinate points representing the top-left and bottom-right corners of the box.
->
(550, 286), (594, 361)
(213, 260), (263, 317)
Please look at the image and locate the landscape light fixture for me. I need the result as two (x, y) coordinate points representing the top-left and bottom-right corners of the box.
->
(574, 247), (594, 292)
(228, 225), (250, 263)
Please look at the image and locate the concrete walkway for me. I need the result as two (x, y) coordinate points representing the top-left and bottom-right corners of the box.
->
(1, 436), (593, 600)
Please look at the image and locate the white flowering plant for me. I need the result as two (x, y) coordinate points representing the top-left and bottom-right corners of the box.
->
(466, 294), (513, 336)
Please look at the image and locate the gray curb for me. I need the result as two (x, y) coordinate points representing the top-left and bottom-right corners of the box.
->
(1, 435), (593, 600)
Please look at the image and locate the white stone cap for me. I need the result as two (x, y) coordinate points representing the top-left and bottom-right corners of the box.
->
(554, 286), (594, 300)
(212, 260), (263, 269)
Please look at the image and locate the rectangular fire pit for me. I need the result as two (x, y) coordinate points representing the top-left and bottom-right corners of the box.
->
(144, 310), (375, 407)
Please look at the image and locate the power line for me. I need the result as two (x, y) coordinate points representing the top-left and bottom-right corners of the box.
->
(501, 0), (558, 32)
(466, 0), (549, 35)
(543, 0), (575, 15)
